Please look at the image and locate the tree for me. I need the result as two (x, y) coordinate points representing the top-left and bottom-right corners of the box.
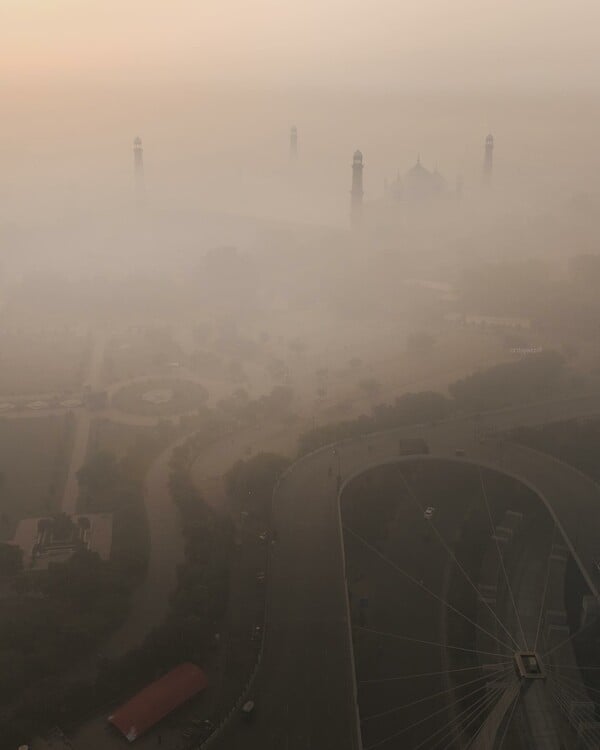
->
(0, 544), (23, 576)
(358, 378), (381, 398)
(448, 350), (566, 411)
(225, 453), (290, 520)
(77, 450), (119, 501)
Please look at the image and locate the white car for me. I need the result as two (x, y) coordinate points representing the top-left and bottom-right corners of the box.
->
(424, 506), (436, 520)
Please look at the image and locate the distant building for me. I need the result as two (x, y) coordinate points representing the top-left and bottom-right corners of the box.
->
(445, 312), (531, 330)
(109, 663), (208, 742)
(12, 513), (113, 570)
(352, 134), (495, 237)
(385, 156), (449, 204)
(350, 149), (364, 227)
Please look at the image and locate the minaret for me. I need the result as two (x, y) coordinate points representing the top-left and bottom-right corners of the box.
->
(350, 149), (364, 227)
(483, 133), (494, 185)
(290, 126), (298, 160)
(133, 136), (145, 198)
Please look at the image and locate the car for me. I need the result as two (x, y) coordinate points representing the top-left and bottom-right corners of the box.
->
(424, 506), (436, 520)
(252, 625), (262, 641)
(594, 559), (600, 574)
(256, 571), (265, 583)
(192, 718), (214, 730)
(241, 700), (255, 721)
(455, 448), (466, 457)
(258, 531), (268, 543)
(182, 728), (194, 739)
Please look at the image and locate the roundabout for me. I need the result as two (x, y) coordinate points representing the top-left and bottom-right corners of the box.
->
(208, 394), (600, 750)
(109, 376), (209, 418)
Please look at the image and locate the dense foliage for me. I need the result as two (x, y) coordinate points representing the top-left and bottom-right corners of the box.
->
(298, 391), (452, 454)
(299, 352), (574, 455)
(448, 350), (568, 411)
(225, 452), (290, 521)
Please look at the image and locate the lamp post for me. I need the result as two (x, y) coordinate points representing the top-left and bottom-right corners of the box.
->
(333, 448), (342, 489)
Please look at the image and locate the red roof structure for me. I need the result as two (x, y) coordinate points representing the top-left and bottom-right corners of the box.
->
(108, 662), (208, 742)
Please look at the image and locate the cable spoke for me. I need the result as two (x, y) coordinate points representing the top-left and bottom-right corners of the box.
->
(549, 682), (600, 749)
(363, 678), (511, 750)
(433, 686), (509, 750)
(397, 468), (522, 652)
(361, 666), (511, 722)
(478, 466), (528, 650)
(417, 685), (505, 750)
(345, 524), (515, 655)
(496, 688), (520, 750)
(548, 668), (600, 696)
(548, 674), (600, 748)
(355, 625), (514, 659)
(548, 670), (600, 707)
(533, 523), (556, 652)
(542, 613), (599, 659)
(359, 662), (512, 684)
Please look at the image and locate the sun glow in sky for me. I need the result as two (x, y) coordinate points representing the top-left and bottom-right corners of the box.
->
(3, 0), (600, 89)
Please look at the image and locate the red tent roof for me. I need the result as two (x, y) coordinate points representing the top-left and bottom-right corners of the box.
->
(108, 662), (208, 741)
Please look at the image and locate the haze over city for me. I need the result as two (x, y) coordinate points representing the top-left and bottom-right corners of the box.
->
(3, 3), (600, 750)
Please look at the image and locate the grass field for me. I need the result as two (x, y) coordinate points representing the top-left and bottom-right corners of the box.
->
(0, 414), (74, 540)
(87, 418), (153, 461)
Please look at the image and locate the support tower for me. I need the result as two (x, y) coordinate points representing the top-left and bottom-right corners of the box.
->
(350, 150), (364, 227)
(483, 133), (494, 186)
(133, 136), (145, 198)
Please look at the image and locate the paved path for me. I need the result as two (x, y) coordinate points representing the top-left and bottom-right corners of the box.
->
(103, 438), (186, 658)
(61, 411), (91, 515)
(59, 331), (106, 514)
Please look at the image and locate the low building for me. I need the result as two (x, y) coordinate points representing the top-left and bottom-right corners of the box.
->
(11, 513), (113, 570)
(108, 663), (209, 742)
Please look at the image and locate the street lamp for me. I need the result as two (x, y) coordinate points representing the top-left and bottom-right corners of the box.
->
(333, 448), (342, 488)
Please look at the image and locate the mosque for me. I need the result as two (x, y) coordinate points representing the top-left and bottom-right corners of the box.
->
(384, 156), (450, 203)
(350, 134), (494, 228)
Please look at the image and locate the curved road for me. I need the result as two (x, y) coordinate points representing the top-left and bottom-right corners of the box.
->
(213, 393), (600, 749)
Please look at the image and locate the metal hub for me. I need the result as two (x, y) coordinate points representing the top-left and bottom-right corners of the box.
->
(514, 651), (546, 680)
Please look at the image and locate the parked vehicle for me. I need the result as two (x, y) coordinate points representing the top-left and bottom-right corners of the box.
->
(241, 700), (255, 721)
(424, 506), (436, 520)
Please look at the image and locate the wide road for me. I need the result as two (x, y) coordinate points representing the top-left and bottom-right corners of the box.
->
(213, 392), (600, 750)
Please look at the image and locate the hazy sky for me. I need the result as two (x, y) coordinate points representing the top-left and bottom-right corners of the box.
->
(4, 0), (600, 90)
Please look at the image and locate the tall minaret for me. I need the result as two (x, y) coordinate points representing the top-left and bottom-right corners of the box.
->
(290, 125), (298, 160)
(133, 136), (145, 198)
(483, 133), (494, 185)
(350, 149), (364, 227)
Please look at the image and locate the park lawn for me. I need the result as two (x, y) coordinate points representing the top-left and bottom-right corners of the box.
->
(0, 414), (73, 540)
(87, 419), (152, 461)
(111, 378), (209, 417)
